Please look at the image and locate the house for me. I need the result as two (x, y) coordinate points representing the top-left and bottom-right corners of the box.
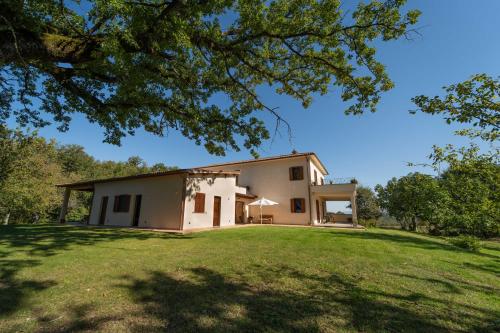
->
(57, 152), (358, 230)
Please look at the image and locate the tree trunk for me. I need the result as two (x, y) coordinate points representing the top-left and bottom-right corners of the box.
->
(3, 212), (10, 225)
(411, 217), (417, 231)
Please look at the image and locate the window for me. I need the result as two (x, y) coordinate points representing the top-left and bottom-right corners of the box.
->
(194, 192), (206, 213)
(291, 198), (306, 213)
(314, 170), (318, 185)
(321, 177), (324, 185)
(113, 195), (131, 212)
(289, 166), (304, 181)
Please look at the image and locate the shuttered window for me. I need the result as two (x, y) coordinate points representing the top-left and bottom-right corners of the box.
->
(289, 166), (304, 180)
(290, 198), (306, 213)
(194, 192), (206, 213)
(113, 195), (131, 212)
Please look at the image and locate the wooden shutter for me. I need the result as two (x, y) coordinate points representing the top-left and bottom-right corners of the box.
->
(289, 166), (304, 181)
(300, 198), (306, 213)
(113, 196), (119, 212)
(194, 193), (205, 213)
(122, 195), (131, 212)
(290, 199), (295, 213)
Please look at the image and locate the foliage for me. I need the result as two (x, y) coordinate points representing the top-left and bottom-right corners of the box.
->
(355, 186), (381, 221)
(378, 145), (499, 238)
(430, 144), (499, 238)
(1, 0), (419, 156)
(375, 173), (450, 231)
(411, 73), (499, 142)
(448, 235), (482, 252)
(358, 218), (377, 228)
(0, 127), (177, 224)
(0, 131), (65, 224)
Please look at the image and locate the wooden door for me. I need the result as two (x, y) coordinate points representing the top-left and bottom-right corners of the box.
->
(235, 201), (244, 224)
(99, 196), (108, 225)
(213, 196), (221, 227)
(132, 195), (142, 226)
(316, 200), (320, 222)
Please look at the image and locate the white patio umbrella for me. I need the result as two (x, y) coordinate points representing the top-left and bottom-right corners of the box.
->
(248, 197), (279, 224)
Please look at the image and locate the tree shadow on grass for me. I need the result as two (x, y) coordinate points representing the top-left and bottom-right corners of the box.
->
(462, 261), (500, 277)
(390, 271), (499, 295)
(0, 224), (190, 321)
(328, 229), (500, 259)
(0, 224), (191, 257)
(35, 304), (123, 333)
(116, 265), (500, 333)
(0, 258), (56, 316)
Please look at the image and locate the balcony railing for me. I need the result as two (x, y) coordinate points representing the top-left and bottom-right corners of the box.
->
(319, 177), (358, 185)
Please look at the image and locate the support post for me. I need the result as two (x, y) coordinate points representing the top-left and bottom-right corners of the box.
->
(351, 192), (358, 226)
(58, 187), (71, 224)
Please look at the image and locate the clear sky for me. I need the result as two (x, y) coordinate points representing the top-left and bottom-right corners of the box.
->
(12, 0), (500, 190)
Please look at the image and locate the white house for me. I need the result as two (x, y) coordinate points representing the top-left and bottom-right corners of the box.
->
(57, 152), (358, 230)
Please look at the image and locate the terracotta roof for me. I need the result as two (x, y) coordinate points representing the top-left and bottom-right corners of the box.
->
(195, 152), (329, 175)
(57, 169), (240, 189)
(236, 192), (258, 199)
(57, 152), (329, 190)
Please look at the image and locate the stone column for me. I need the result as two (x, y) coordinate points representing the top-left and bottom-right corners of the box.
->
(58, 187), (71, 224)
(351, 192), (358, 226)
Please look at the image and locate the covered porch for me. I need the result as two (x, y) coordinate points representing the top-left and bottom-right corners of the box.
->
(310, 182), (357, 226)
(56, 181), (95, 224)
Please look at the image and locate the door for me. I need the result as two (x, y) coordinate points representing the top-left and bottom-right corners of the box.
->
(235, 201), (244, 224)
(99, 196), (108, 225)
(316, 200), (320, 222)
(132, 195), (142, 227)
(213, 196), (221, 227)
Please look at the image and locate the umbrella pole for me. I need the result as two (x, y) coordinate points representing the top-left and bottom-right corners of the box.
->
(260, 205), (262, 224)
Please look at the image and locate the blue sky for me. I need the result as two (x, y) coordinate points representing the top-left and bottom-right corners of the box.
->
(12, 0), (499, 191)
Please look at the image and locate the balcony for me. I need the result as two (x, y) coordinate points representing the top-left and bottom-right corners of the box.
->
(310, 182), (356, 199)
(310, 177), (357, 199)
(310, 177), (358, 225)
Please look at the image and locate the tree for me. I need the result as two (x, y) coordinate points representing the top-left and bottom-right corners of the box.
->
(56, 144), (96, 175)
(0, 134), (65, 224)
(1, 0), (420, 156)
(355, 186), (381, 221)
(428, 144), (499, 237)
(411, 74), (499, 142)
(0, 126), (24, 186)
(375, 173), (449, 231)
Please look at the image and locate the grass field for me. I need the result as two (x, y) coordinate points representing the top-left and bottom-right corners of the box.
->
(0, 225), (499, 333)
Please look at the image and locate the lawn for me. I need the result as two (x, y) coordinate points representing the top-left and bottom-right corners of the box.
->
(0, 225), (499, 333)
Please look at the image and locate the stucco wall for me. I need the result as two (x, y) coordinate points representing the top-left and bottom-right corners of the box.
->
(89, 175), (184, 229)
(309, 159), (325, 185)
(203, 156), (325, 225)
(182, 175), (237, 230)
(309, 159), (326, 224)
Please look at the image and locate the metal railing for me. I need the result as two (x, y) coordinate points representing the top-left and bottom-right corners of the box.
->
(319, 177), (358, 185)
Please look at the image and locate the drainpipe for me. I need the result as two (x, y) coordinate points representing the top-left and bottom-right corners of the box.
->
(306, 156), (313, 225)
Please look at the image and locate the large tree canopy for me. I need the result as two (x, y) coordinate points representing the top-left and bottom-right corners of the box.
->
(0, 0), (419, 156)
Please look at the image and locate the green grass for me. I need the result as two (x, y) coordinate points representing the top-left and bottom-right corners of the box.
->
(0, 225), (499, 333)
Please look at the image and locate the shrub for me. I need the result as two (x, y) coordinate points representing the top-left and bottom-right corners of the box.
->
(448, 235), (482, 252)
(359, 218), (377, 228)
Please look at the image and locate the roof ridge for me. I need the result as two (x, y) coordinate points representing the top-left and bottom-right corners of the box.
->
(194, 152), (316, 169)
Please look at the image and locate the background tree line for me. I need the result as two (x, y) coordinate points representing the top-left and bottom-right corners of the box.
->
(355, 145), (499, 238)
(0, 126), (176, 224)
